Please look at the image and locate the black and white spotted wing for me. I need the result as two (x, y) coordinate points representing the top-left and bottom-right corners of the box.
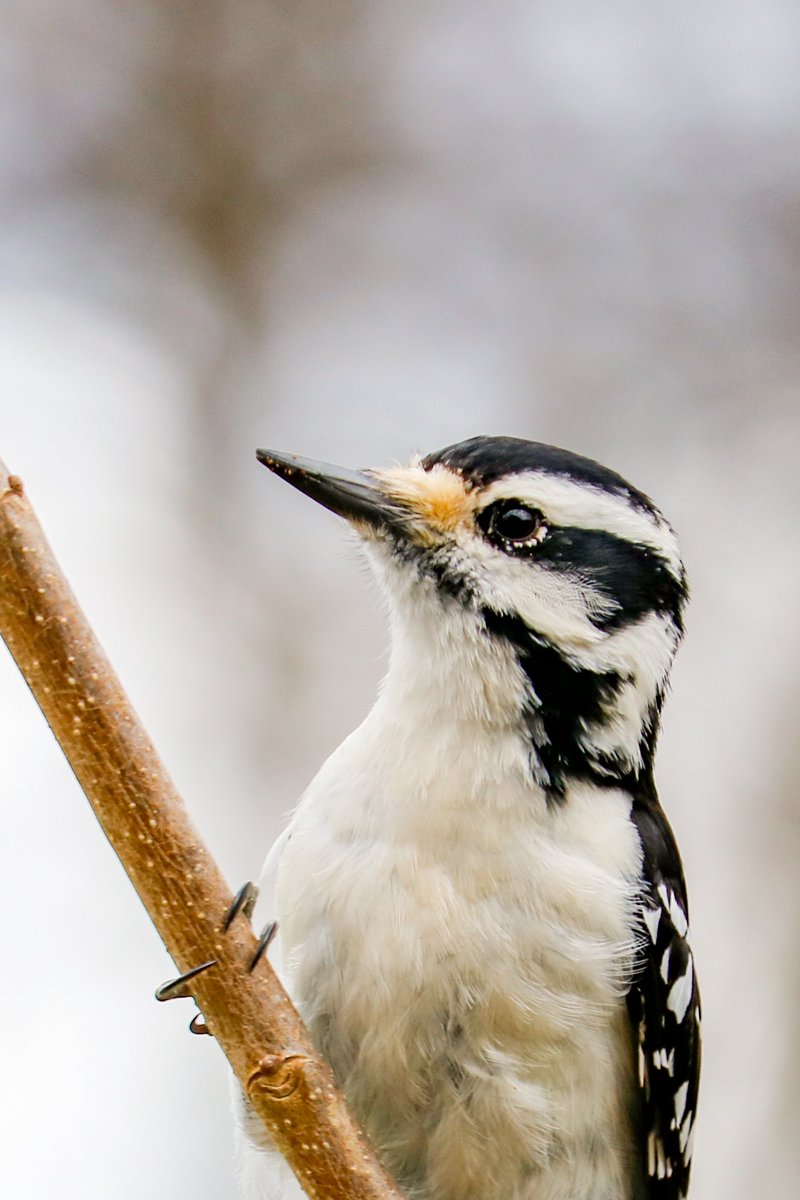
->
(628, 798), (701, 1200)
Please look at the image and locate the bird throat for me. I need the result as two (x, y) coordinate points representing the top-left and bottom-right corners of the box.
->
(381, 572), (659, 806)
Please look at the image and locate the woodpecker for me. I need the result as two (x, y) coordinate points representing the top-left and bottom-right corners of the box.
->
(241, 436), (700, 1200)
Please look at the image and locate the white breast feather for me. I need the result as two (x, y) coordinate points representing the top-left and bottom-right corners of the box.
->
(240, 589), (646, 1200)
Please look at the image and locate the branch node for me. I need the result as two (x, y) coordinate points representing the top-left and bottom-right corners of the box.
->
(247, 1053), (311, 1102)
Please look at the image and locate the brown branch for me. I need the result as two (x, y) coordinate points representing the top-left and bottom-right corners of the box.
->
(0, 460), (404, 1200)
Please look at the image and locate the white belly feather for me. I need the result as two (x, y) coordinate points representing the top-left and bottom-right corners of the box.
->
(264, 701), (643, 1200)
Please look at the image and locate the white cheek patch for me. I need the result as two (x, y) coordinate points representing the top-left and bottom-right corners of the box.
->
(458, 537), (616, 651)
(480, 472), (683, 583)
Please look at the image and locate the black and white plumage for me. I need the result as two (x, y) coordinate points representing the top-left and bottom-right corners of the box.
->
(243, 436), (700, 1200)
(629, 801), (700, 1196)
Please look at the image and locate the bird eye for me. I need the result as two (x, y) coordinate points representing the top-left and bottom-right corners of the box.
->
(478, 501), (547, 549)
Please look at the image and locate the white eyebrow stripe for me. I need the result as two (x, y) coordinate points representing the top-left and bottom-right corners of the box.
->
(479, 471), (683, 580)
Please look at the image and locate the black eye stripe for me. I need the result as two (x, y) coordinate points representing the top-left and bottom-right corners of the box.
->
(536, 527), (687, 632)
(473, 509), (687, 633)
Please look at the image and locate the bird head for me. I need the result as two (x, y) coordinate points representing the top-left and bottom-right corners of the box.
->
(257, 437), (687, 798)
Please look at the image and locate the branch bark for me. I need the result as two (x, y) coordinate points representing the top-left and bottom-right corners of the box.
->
(0, 460), (404, 1200)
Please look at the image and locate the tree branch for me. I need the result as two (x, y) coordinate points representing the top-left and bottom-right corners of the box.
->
(0, 460), (404, 1200)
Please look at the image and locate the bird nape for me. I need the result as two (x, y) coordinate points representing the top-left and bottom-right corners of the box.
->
(240, 436), (699, 1200)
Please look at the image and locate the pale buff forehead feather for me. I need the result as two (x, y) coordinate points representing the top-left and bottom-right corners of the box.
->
(374, 461), (476, 534)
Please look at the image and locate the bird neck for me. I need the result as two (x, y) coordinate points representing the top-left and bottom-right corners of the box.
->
(378, 577), (672, 802)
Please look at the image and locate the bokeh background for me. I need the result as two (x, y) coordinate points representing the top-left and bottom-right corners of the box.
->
(1, 3), (799, 1197)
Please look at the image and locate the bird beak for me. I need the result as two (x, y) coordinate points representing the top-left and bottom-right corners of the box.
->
(256, 448), (405, 533)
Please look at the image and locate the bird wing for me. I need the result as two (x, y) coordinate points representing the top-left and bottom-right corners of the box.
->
(628, 800), (701, 1200)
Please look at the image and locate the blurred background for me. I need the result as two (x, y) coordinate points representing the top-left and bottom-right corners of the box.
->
(1, 2), (798, 1197)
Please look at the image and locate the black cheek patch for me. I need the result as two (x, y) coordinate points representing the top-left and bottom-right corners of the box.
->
(536, 528), (687, 633)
